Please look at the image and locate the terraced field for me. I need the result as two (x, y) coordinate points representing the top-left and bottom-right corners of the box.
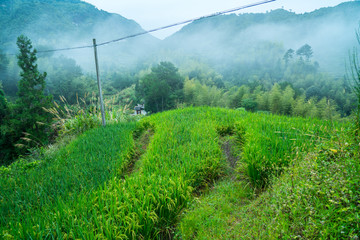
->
(0, 107), (355, 239)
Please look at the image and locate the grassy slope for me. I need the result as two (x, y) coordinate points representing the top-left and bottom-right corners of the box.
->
(0, 123), (137, 238)
(0, 107), (358, 239)
(177, 138), (360, 239)
(177, 115), (360, 239)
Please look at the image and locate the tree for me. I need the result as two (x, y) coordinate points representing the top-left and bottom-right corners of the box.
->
(256, 91), (270, 111)
(241, 98), (257, 112)
(0, 51), (9, 87)
(317, 97), (340, 120)
(138, 62), (183, 113)
(44, 56), (83, 104)
(269, 83), (282, 114)
(296, 44), (313, 61)
(0, 84), (13, 165)
(14, 35), (53, 149)
(292, 95), (307, 117)
(281, 85), (295, 115)
(0, 84), (8, 126)
(184, 78), (196, 105)
(229, 86), (249, 109)
(305, 86), (321, 100)
(283, 48), (294, 65)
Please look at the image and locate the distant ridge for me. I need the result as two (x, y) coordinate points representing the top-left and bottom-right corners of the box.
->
(163, 1), (360, 75)
(0, 0), (159, 51)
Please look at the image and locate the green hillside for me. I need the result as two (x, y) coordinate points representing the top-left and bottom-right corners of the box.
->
(0, 0), (159, 70)
(164, 1), (360, 76)
(1, 107), (358, 239)
(0, 0), (157, 46)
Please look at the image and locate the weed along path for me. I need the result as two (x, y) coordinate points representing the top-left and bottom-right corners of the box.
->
(123, 125), (154, 177)
(0, 107), (351, 239)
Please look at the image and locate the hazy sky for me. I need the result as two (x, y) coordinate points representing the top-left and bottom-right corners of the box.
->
(82, 0), (351, 39)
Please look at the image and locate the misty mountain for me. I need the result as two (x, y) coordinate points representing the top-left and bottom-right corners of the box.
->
(0, 0), (159, 70)
(1, 0), (360, 76)
(163, 1), (360, 76)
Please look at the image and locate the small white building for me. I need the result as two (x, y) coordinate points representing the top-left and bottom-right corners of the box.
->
(134, 104), (147, 115)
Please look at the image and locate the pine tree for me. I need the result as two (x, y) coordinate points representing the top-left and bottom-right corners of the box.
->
(283, 48), (294, 65)
(296, 44), (313, 61)
(0, 84), (12, 165)
(0, 51), (8, 86)
(14, 35), (53, 148)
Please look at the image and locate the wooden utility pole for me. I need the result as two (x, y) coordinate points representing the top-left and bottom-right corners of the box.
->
(93, 38), (106, 127)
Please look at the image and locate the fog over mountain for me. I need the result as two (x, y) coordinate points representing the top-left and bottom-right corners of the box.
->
(0, 0), (159, 71)
(163, 2), (360, 76)
(1, 0), (359, 76)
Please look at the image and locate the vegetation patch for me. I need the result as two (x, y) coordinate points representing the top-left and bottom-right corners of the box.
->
(0, 107), (356, 239)
(0, 123), (137, 238)
(123, 123), (154, 176)
(176, 124), (359, 239)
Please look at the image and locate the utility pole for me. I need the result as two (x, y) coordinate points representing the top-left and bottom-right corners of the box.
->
(93, 38), (106, 127)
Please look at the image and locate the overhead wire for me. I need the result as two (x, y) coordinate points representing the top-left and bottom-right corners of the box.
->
(4, 0), (276, 55)
(96, 0), (276, 47)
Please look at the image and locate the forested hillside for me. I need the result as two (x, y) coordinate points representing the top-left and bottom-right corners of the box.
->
(164, 1), (360, 76)
(0, 0), (159, 70)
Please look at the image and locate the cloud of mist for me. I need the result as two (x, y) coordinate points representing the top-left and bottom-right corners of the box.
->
(158, 7), (360, 76)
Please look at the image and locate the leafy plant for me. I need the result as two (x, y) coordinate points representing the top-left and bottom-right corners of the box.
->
(45, 93), (138, 138)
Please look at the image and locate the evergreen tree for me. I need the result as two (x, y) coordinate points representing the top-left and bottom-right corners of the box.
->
(296, 44), (313, 61)
(0, 84), (14, 165)
(283, 48), (294, 65)
(0, 84), (7, 126)
(0, 51), (8, 87)
(14, 35), (53, 149)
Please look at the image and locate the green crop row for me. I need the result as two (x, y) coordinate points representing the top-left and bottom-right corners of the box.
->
(0, 123), (137, 238)
(0, 107), (350, 239)
(177, 127), (359, 239)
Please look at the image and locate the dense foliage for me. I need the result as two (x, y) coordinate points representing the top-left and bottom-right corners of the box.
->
(136, 62), (184, 113)
(177, 133), (360, 239)
(0, 36), (53, 165)
(15, 35), (53, 143)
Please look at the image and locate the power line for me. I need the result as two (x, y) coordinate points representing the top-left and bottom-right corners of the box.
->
(96, 0), (276, 47)
(36, 44), (94, 53)
(4, 0), (276, 55)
